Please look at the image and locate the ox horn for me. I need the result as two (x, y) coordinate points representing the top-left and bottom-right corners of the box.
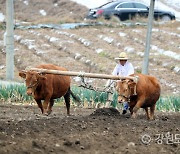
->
(22, 70), (27, 73)
(25, 66), (33, 71)
(133, 76), (139, 95)
(133, 76), (139, 83)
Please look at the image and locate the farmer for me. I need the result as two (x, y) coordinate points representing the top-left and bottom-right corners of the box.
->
(106, 52), (134, 114)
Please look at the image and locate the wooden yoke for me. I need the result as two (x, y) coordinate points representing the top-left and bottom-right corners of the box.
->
(26, 67), (138, 82)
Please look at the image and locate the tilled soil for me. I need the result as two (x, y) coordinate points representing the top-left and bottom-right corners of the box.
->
(0, 104), (179, 154)
(0, 1), (179, 153)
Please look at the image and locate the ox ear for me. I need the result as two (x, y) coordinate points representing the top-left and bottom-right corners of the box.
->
(128, 81), (136, 87)
(128, 81), (137, 95)
(121, 79), (128, 84)
(116, 80), (122, 91)
(38, 73), (47, 80)
(19, 71), (26, 79)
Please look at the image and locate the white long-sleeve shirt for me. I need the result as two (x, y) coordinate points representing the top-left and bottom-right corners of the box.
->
(112, 61), (134, 77)
(105, 61), (134, 87)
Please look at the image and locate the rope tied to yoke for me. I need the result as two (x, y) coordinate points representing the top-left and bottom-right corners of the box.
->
(78, 74), (114, 94)
(77, 73), (139, 95)
(77, 71), (85, 78)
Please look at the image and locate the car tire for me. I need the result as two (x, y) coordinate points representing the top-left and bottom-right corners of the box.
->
(161, 15), (171, 21)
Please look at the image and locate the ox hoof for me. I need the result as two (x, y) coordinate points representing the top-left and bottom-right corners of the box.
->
(43, 109), (52, 116)
(47, 110), (52, 115)
(44, 111), (52, 116)
(43, 113), (49, 116)
(131, 113), (137, 119)
(149, 117), (155, 121)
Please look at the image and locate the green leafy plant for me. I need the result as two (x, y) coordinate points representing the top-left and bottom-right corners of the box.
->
(0, 83), (179, 112)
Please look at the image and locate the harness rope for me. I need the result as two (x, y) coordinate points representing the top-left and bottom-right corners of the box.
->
(27, 82), (39, 89)
(78, 76), (114, 94)
(78, 75), (139, 96)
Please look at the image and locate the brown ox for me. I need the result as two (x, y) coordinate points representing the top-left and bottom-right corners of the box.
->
(19, 64), (78, 115)
(116, 73), (161, 120)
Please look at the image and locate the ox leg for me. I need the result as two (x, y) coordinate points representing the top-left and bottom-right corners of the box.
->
(132, 98), (145, 118)
(47, 99), (54, 115)
(132, 106), (139, 118)
(149, 104), (156, 120)
(129, 107), (133, 115)
(43, 97), (51, 116)
(64, 89), (70, 115)
(35, 99), (44, 114)
(144, 107), (150, 120)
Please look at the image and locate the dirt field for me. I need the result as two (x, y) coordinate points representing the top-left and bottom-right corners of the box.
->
(0, 104), (179, 154)
(0, 1), (180, 153)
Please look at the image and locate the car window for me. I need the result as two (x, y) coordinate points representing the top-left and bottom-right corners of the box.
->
(134, 3), (147, 9)
(118, 3), (134, 8)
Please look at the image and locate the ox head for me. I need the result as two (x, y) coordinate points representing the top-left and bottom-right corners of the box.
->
(116, 79), (137, 103)
(19, 70), (46, 96)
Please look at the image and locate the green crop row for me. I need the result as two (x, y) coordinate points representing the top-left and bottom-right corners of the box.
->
(0, 84), (32, 103)
(0, 84), (179, 111)
(156, 96), (180, 112)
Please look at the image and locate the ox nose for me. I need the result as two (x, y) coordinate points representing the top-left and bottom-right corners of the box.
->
(27, 89), (33, 96)
(27, 91), (32, 96)
(118, 98), (124, 103)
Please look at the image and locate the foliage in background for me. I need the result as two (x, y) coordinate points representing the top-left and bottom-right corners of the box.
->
(0, 84), (179, 112)
(0, 84), (32, 103)
(156, 96), (180, 112)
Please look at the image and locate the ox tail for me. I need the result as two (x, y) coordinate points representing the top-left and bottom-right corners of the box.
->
(70, 90), (81, 103)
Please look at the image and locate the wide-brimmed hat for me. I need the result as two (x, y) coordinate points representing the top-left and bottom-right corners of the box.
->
(115, 52), (128, 60)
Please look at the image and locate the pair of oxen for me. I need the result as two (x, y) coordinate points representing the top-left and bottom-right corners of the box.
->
(19, 64), (160, 120)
